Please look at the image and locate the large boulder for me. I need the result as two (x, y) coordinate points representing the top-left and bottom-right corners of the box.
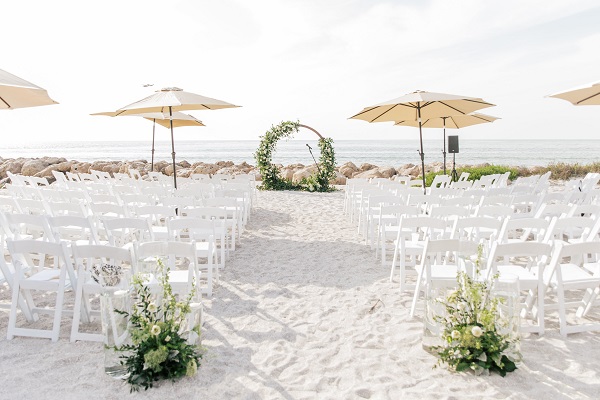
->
(292, 165), (319, 183)
(21, 159), (51, 176)
(359, 163), (378, 172)
(72, 162), (91, 174)
(339, 162), (358, 178)
(353, 168), (384, 179)
(378, 166), (397, 178)
(280, 167), (295, 181)
(0, 159), (25, 178)
(333, 171), (347, 185)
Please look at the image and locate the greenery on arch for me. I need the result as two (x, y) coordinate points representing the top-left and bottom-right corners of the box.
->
(254, 120), (336, 192)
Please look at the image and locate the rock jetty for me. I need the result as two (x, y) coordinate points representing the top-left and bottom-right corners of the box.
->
(0, 157), (529, 185)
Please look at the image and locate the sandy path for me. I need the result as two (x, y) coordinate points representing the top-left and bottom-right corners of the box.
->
(1, 190), (599, 399)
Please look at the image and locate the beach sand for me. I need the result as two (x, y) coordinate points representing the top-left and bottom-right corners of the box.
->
(1, 189), (599, 399)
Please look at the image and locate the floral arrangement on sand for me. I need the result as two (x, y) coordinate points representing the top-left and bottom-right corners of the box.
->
(113, 259), (204, 391)
(432, 246), (522, 376)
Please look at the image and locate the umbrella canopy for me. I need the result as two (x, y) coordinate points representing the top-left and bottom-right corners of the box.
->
(395, 113), (500, 174)
(394, 112), (499, 129)
(547, 81), (600, 106)
(0, 68), (58, 109)
(114, 87), (240, 115)
(92, 110), (205, 171)
(350, 90), (496, 191)
(92, 110), (205, 128)
(111, 87), (240, 188)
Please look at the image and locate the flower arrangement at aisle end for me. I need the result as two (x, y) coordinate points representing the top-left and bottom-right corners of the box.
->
(431, 245), (522, 376)
(113, 259), (204, 391)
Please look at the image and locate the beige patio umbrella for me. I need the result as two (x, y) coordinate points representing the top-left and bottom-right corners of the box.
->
(110, 87), (240, 188)
(547, 81), (600, 105)
(92, 110), (205, 171)
(0, 68), (58, 109)
(350, 90), (495, 191)
(394, 113), (500, 174)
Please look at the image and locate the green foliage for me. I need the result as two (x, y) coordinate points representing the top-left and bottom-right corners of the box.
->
(432, 246), (521, 376)
(113, 260), (204, 391)
(254, 121), (337, 192)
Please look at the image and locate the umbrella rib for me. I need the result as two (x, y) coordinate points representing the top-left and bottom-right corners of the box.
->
(576, 92), (600, 105)
(439, 102), (466, 115)
(0, 95), (11, 108)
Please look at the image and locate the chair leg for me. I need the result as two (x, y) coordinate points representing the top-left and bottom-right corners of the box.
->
(51, 284), (66, 342)
(70, 285), (85, 342)
(410, 267), (425, 318)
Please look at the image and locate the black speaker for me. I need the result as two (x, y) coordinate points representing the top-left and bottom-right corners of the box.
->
(448, 135), (459, 154)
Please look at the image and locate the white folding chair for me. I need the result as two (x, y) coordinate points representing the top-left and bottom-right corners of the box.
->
(545, 241), (600, 336)
(409, 238), (479, 318)
(6, 240), (75, 342)
(486, 241), (553, 335)
(389, 216), (449, 290)
(168, 218), (218, 296)
(70, 244), (134, 342)
(102, 217), (155, 249)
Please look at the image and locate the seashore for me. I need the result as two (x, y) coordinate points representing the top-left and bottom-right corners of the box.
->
(0, 187), (599, 399)
(0, 156), (572, 187)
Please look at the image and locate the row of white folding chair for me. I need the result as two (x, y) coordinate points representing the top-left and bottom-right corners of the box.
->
(5, 239), (204, 343)
(413, 237), (600, 336)
(408, 238), (552, 334)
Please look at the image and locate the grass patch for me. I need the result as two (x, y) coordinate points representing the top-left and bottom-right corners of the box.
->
(420, 162), (600, 187)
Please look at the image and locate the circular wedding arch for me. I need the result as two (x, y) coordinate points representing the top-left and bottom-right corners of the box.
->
(254, 121), (336, 192)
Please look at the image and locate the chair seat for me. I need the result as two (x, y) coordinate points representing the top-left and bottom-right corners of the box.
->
(416, 264), (459, 280)
(496, 265), (537, 289)
(20, 269), (72, 290)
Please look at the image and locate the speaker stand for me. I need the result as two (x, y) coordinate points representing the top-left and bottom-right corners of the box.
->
(451, 153), (458, 182)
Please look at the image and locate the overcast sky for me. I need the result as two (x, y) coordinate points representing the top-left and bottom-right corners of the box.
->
(1, 0), (599, 144)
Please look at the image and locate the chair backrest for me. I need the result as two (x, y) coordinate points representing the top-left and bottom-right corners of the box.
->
(71, 243), (134, 274)
(4, 213), (55, 241)
(47, 215), (100, 245)
(15, 198), (50, 215)
(451, 216), (504, 244)
(132, 205), (176, 226)
(474, 204), (514, 219)
(160, 196), (196, 208)
(420, 238), (479, 268)
(88, 202), (129, 219)
(168, 217), (216, 242)
(7, 239), (74, 280)
(397, 216), (449, 242)
(47, 201), (89, 217)
(430, 175), (452, 189)
(546, 216), (596, 244)
(497, 216), (553, 243)
(486, 241), (553, 274)
(102, 217), (154, 247)
(134, 241), (198, 280)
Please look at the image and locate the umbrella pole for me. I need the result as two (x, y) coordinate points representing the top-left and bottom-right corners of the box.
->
(151, 119), (156, 172)
(418, 106), (426, 194)
(169, 107), (177, 189)
(442, 118), (447, 175)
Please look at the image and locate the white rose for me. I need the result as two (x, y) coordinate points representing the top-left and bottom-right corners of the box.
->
(451, 330), (461, 339)
(471, 326), (483, 337)
(150, 325), (161, 336)
(147, 302), (157, 312)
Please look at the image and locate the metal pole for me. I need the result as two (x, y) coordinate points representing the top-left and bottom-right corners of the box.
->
(442, 117), (447, 175)
(306, 144), (321, 174)
(418, 106), (426, 194)
(169, 106), (177, 189)
(151, 119), (156, 172)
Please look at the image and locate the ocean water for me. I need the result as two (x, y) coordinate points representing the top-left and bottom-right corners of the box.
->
(0, 139), (598, 168)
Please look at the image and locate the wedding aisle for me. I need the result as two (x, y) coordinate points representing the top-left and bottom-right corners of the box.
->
(0, 190), (599, 399)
